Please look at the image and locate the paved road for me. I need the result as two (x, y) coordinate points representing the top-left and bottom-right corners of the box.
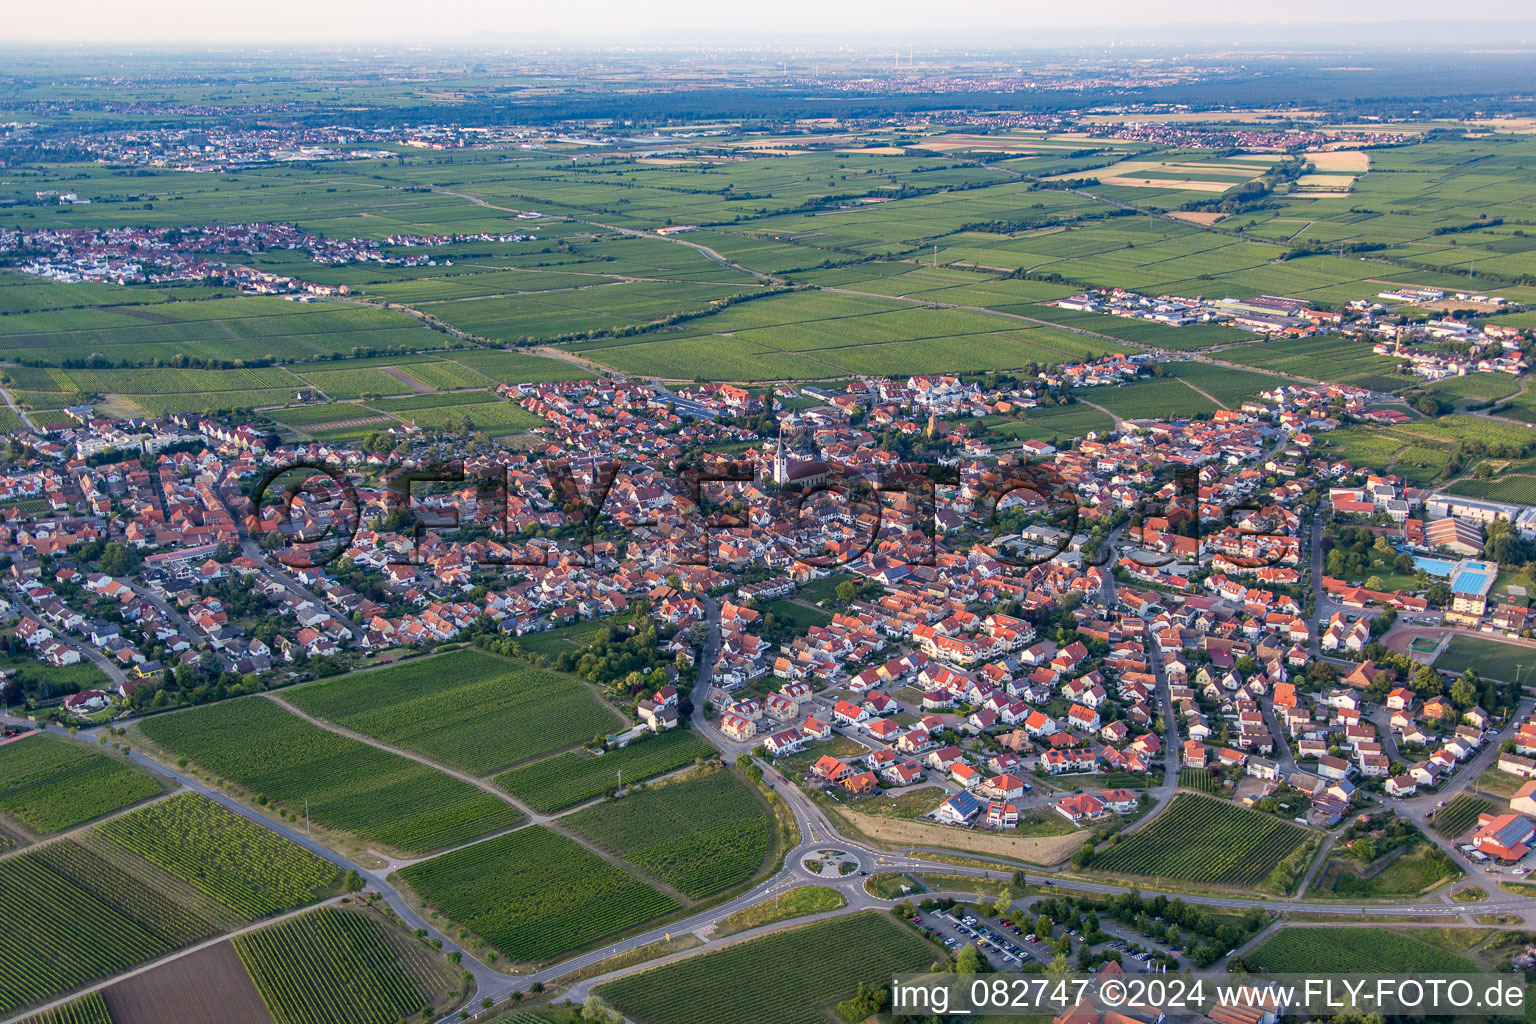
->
(5, 582), (128, 687)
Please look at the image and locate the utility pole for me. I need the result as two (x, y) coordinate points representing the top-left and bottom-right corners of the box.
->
(305, 797), (310, 838)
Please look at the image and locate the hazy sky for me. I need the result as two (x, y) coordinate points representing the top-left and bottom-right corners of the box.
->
(11, 0), (1536, 44)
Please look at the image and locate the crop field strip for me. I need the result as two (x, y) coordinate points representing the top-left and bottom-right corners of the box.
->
(138, 696), (522, 855)
(1246, 927), (1477, 974)
(568, 286), (1125, 380)
(0, 734), (165, 839)
(96, 793), (341, 919)
(16, 992), (114, 1024)
(0, 788), (349, 1016)
(1089, 794), (1312, 887)
(598, 911), (935, 1024)
(1078, 377), (1219, 419)
(0, 296), (449, 366)
(284, 649), (624, 776)
(98, 940), (274, 1024)
(1432, 793), (1498, 837)
(397, 825), (678, 963)
(494, 728), (720, 813)
(0, 850), (174, 1014)
(563, 768), (773, 898)
(234, 907), (446, 1024)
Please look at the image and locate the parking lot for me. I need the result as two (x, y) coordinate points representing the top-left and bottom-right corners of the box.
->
(912, 903), (1088, 970)
(913, 900), (1188, 974)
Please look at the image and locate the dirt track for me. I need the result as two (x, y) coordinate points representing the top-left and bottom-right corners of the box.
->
(835, 807), (1081, 865)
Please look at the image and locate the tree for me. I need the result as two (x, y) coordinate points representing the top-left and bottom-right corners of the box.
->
(1412, 663), (1445, 699)
(99, 541), (132, 577)
(835, 580), (858, 605)
(343, 869), (364, 893)
(581, 996), (623, 1024)
(1450, 675), (1478, 709)
(955, 943), (988, 974)
(1364, 575), (1384, 592)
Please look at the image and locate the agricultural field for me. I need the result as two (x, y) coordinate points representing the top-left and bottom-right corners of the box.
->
(1422, 372), (1523, 407)
(428, 280), (759, 344)
(235, 906), (454, 1024)
(1246, 927), (1476, 974)
(1163, 362), (1290, 407)
(443, 348), (593, 383)
(0, 853), (160, 1011)
(1432, 793), (1498, 838)
(1219, 334), (1406, 389)
(396, 825), (678, 963)
(1443, 474), (1536, 505)
(563, 768), (773, 898)
(263, 402), (386, 427)
(284, 649), (624, 776)
(100, 943), (271, 1024)
(0, 734), (165, 839)
(138, 696), (522, 854)
(598, 911), (935, 1024)
(1089, 795), (1313, 889)
(96, 793), (342, 919)
(16, 992), (113, 1024)
(567, 287), (1118, 380)
(1077, 376), (1218, 420)
(985, 404), (1116, 444)
(0, 295), (448, 367)
(494, 729), (720, 813)
(513, 612), (633, 658)
(1178, 768), (1228, 797)
(392, 397), (544, 434)
(0, 802), (333, 1017)
(1021, 304), (1260, 351)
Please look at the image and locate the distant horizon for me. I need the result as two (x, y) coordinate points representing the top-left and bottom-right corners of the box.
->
(10, 3), (1536, 48)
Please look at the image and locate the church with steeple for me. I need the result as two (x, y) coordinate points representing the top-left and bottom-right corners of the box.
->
(771, 433), (829, 487)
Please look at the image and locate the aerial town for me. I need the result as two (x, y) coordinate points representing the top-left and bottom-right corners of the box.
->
(4, 22), (1536, 1024)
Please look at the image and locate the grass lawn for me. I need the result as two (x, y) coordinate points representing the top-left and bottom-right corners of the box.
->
(1473, 766), (1528, 798)
(1434, 634), (1536, 683)
(1316, 841), (1459, 898)
(0, 641), (112, 697)
(759, 598), (834, 640)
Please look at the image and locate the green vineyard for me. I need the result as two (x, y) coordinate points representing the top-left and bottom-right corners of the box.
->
(565, 769), (772, 898)
(1432, 793), (1496, 838)
(30, 838), (220, 947)
(599, 912), (934, 1024)
(285, 649), (622, 776)
(0, 850), (180, 1013)
(139, 696), (521, 854)
(0, 735), (163, 836)
(235, 907), (443, 1024)
(97, 793), (341, 919)
(17, 991), (113, 1024)
(495, 729), (718, 813)
(398, 825), (677, 963)
(1248, 927), (1477, 973)
(1178, 768), (1224, 796)
(1090, 795), (1312, 887)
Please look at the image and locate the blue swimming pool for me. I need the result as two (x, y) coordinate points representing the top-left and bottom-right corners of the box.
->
(1412, 557), (1457, 577)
